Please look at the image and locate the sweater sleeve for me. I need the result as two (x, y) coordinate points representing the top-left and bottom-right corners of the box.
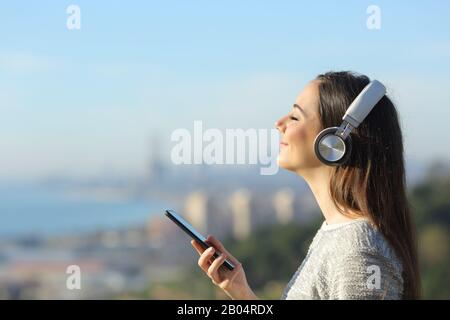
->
(329, 249), (403, 300)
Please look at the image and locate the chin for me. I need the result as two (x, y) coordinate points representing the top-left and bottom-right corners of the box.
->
(278, 156), (311, 174)
(277, 156), (296, 172)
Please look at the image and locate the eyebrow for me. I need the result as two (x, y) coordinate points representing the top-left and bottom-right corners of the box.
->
(293, 104), (307, 116)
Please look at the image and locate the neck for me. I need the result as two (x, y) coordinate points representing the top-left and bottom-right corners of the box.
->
(298, 166), (357, 225)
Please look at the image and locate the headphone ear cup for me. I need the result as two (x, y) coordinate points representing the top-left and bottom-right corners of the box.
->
(334, 135), (352, 165)
(314, 127), (352, 166)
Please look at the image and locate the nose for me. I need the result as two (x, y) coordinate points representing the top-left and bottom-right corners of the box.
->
(275, 116), (287, 134)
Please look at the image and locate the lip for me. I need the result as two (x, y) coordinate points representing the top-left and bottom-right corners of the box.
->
(280, 142), (288, 147)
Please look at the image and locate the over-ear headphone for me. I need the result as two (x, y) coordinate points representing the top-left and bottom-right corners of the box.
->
(314, 80), (386, 166)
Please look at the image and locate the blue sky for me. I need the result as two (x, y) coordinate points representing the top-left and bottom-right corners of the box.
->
(0, 1), (449, 180)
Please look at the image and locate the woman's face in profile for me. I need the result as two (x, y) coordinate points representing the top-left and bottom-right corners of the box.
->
(276, 80), (324, 173)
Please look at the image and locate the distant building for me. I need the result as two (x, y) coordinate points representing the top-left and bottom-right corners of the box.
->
(124, 228), (145, 248)
(184, 191), (209, 234)
(272, 188), (295, 224)
(228, 189), (252, 240)
(148, 133), (166, 183)
(147, 215), (175, 248)
(100, 230), (121, 248)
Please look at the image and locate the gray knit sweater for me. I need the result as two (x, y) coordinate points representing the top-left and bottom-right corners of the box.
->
(281, 219), (403, 300)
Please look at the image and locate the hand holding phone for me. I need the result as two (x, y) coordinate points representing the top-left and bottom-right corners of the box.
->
(164, 209), (235, 271)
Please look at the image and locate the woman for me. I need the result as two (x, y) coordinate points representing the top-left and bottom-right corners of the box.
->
(191, 71), (420, 300)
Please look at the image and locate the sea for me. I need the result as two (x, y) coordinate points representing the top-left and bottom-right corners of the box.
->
(0, 183), (167, 238)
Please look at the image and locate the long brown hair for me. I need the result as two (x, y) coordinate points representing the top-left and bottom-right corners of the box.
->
(315, 71), (420, 299)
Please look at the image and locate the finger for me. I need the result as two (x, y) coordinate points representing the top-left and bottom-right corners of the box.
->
(191, 240), (206, 256)
(207, 254), (227, 282)
(206, 235), (240, 265)
(198, 247), (216, 272)
(205, 235), (229, 256)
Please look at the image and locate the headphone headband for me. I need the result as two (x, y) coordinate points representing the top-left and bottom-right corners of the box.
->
(342, 80), (386, 128)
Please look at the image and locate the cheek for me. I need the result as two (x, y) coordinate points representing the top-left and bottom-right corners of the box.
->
(287, 125), (315, 151)
(283, 123), (323, 169)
